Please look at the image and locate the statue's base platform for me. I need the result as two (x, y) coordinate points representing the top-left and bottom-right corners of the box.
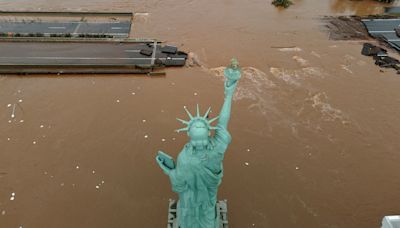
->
(167, 199), (228, 228)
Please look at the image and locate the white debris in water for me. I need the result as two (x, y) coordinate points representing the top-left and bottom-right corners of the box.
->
(44, 171), (48, 175)
(142, 119), (146, 123)
(10, 196), (15, 201)
(8, 120), (11, 123)
(172, 137), (176, 141)
(19, 120), (24, 123)
(32, 141), (37, 145)
(279, 47), (302, 52)
(1, 210), (5, 215)
(60, 183), (64, 187)
(7, 138), (10, 141)
(135, 12), (149, 16)
(116, 99), (120, 103)
(95, 185), (100, 189)
(92, 170), (96, 174)
(7, 104), (11, 107)
(144, 135), (148, 139)
(131, 92), (136, 95)
(161, 138), (166, 142)
(246, 148), (251, 152)
(76, 166), (79, 170)
(194, 92), (198, 96)
(295, 166), (300, 170)
(40, 125), (44, 128)
(244, 162), (249, 166)
(18, 99), (23, 103)
(11, 192), (15, 196)
(101, 180), (105, 184)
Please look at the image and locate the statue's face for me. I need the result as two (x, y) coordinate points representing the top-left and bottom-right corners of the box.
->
(188, 121), (209, 149)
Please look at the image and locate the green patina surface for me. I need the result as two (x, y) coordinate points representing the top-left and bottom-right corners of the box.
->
(156, 59), (241, 228)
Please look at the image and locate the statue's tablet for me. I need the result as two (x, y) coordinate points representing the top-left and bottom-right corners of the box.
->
(158, 151), (175, 169)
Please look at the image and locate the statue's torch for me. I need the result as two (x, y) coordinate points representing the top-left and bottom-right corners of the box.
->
(223, 58), (241, 87)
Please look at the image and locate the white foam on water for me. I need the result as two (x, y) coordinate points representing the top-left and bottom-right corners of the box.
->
(208, 66), (277, 115)
(308, 92), (346, 122)
(293, 56), (309, 67)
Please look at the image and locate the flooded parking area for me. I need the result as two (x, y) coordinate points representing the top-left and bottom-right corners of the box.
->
(0, 0), (400, 227)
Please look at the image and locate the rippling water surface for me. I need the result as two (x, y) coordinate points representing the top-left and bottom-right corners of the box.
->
(0, 0), (400, 227)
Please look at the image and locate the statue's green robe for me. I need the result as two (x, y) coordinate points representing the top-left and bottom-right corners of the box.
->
(169, 124), (231, 228)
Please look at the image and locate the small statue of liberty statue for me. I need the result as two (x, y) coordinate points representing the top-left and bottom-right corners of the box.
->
(156, 58), (241, 228)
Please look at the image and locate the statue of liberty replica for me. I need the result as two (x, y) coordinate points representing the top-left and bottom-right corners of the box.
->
(156, 59), (241, 228)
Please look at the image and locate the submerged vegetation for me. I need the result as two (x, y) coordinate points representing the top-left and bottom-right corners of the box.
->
(272, 0), (293, 8)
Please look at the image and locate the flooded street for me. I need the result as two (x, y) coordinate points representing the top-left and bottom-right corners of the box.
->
(1, 0), (400, 227)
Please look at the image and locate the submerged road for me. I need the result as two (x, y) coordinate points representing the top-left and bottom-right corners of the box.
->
(0, 21), (131, 37)
(0, 42), (186, 66)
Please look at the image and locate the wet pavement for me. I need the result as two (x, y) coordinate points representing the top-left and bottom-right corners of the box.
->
(1, 0), (400, 228)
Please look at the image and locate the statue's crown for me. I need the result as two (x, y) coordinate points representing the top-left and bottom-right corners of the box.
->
(176, 104), (219, 133)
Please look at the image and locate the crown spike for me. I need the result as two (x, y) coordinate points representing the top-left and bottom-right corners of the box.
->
(176, 127), (189, 133)
(203, 107), (212, 119)
(183, 106), (193, 120)
(208, 115), (219, 124)
(176, 118), (189, 125)
(196, 104), (200, 117)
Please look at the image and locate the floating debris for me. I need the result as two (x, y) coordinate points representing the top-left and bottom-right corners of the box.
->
(246, 148), (251, 152)
(272, 0), (293, 8)
(92, 170), (96, 174)
(40, 125), (44, 128)
(244, 162), (249, 166)
(144, 135), (149, 139)
(295, 166), (300, 170)
(278, 47), (302, 52)
(32, 141), (37, 145)
(7, 104), (11, 107)
(116, 99), (120, 103)
(131, 92), (136, 95)
(11, 104), (16, 118)
(161, 138), (166, 142)
(362, 43), (400, 73)
(60, 183), (64, 187)
(101, 180), (105, 184)
(76, 166), (80, 170)
(95, 185), (100, 189)
(19, 120), (24, 123)
(1, 210), (5, 215)
(194, 92), (198, 96)
(18, 99), (23, 103)
(142, 119), (146, 123)
(7, 138), (10, 141)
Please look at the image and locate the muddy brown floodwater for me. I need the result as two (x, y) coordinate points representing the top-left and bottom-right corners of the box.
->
(1, 0), (400, 227)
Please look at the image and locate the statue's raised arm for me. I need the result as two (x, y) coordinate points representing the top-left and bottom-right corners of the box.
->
(156, 58), (241, 228)
(218, 58), (241, 130)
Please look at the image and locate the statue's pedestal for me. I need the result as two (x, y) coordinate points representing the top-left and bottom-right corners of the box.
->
(167, 199), (228, 228)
